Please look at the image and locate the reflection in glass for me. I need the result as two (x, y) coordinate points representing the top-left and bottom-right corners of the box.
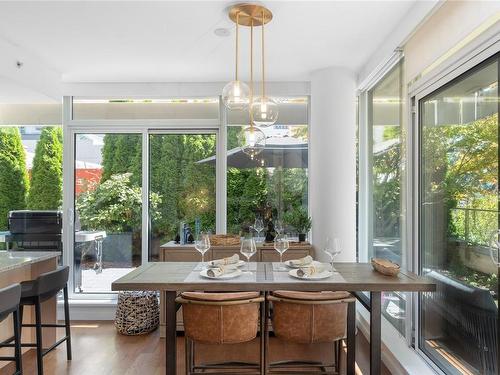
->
(419, 56), (498, 375)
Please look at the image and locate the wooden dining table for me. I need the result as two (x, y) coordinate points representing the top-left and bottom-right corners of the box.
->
(112, 262), (436, 375)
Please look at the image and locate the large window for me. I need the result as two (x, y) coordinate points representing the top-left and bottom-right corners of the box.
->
(74, 133), (142, 293)
(419, 54), (498, 375)
(226, 98), (309, 239)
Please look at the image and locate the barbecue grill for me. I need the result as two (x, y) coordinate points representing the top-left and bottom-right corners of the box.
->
(7, 210), (63, 251)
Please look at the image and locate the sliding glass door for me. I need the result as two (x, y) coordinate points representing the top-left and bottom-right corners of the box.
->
(73, 133), (142, 293)
(148, 132), (217, 261)
(419, 54), (498, 375)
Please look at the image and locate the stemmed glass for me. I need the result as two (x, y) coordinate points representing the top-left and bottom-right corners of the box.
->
(274, 234), (290, 271)
(324, 237), (341, 273)
(240, 238), (257, 273)
(274, 218), (284, 236)
(195, 233), (211, 269)
(253, 216), (264, 243)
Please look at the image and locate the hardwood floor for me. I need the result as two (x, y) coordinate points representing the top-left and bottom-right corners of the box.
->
(1, 321), (391, 375)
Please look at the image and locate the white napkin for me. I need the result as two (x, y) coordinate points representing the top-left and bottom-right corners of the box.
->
(289, 255), (313, 267)
(209, 254), (240, 266)
(206, 265), (239, 278)
(297, 263), (329, 277)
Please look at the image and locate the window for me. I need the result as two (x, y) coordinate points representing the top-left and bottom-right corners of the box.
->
(418, 54), (498, 375)
(363, 60), (407, 334)
(226, 98), (309, 239)
(149, 132), (217, 261)
(74, 133), (142, 293)
(0, 125), (62, 245)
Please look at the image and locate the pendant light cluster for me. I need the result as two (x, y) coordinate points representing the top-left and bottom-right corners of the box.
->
(222, 3), (278, 159)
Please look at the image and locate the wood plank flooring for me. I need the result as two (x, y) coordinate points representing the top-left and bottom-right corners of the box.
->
(0, 321), (391, 375)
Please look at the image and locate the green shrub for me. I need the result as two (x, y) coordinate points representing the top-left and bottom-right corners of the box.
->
(28, 127), (63, 210)
(0, 128), (28, 229)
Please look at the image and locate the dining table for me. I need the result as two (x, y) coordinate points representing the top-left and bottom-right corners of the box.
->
(111, 261), (436, 375)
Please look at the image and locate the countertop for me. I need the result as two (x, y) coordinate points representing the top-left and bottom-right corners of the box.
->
(0, 251), (60, 273)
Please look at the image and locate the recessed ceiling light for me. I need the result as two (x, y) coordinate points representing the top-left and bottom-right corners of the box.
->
(214, 28), (230, 37)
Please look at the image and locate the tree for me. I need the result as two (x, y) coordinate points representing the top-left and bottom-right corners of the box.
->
(0, 127), (29, 229)
(28, 127), (63, 210)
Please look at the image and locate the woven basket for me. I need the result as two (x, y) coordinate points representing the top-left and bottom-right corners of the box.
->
(115, 291), (159, 335)
(210, 234), (240, 246)
(371, 258), (400, 277)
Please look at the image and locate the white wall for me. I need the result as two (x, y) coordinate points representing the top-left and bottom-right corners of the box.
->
(310, 67), (357, 262)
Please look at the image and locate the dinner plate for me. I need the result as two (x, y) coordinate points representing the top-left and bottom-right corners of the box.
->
(200, 268), (243, 280)
(285, 260), (321, 268)
(288, 268), (333, 280)
(208, 260), (245, 268)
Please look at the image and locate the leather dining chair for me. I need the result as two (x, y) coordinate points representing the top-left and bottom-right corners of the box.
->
(266, 290), (356, 374)
(176, 291), (264, 374)
(0, 284), (22, 375)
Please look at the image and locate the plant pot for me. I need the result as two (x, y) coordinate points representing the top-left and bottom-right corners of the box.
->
(298, 233), (306, 242)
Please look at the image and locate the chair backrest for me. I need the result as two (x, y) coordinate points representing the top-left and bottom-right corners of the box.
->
(36, 266), (69, 302)
(269, 290), (355, 344)
(176, 291), (263, 345)
(0, 283), (21, 322)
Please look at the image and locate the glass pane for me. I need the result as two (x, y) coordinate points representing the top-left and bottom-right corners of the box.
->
(74, 133), (142, 293)
(368, 61), (406, 334)
(419, 56), (498, 375)
(226, 124), (308, 241)
(72, 97), (219, 120)
(0, 126), (62, 248)
(149, 133), (216, 261)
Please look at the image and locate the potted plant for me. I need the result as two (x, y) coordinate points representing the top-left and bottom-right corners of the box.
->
(284, 207), (312, 242)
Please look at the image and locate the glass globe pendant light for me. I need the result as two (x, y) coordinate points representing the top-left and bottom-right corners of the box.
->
(251, 9), (279, 127)
(222, 12), (250, 110)
(240, 125), (266, 160)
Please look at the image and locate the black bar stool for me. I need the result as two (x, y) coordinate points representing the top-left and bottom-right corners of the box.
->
(19, 266), (72, 375)
(0, 283), (22, 375)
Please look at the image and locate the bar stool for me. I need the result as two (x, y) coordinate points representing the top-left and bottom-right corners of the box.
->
(0, 284), (22, 375)
(266, 290), (356, 374)
(19, 266), (72, 375)
(176, 291), (264, 374)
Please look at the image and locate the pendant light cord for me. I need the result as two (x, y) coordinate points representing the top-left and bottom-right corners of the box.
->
(235, 12), (239, 81)
(250, 19), (254, 126)
(261, 10), (265, 99)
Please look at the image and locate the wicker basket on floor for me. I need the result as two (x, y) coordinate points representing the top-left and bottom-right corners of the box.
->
(115, 291), (159, 335)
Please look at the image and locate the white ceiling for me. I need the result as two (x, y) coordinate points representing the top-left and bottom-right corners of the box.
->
(0, 0), (418, 85)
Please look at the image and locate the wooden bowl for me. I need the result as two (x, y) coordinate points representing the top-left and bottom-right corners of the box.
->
(371, 258), (400, 277)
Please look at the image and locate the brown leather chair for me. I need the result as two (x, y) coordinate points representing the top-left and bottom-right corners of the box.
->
(266, 290), (356, 374)
(176, 291), (264, 374)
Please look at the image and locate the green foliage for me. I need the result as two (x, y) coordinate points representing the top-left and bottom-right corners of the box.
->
(0, 128), (29, 229)
(28, 127), (63, 210)
(101, 134), (142, 185)
(284, 207), (311, 233)
(76, 173), (161, 233)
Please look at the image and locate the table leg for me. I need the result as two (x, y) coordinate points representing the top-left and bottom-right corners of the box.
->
(260, 292), (266, 375)
(346, 300), (356, 375)
(165, 291), (177, 375)
(370, 291), (381, 375)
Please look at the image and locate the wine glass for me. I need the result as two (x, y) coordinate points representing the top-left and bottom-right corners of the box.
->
(253, 216), (264, 243)
(324, 237), (342, 273)
(240, 238), (257, 273)
(274, 234), (290, 271)
(274, 218), (284, 235)
(195, 233), (211, 269)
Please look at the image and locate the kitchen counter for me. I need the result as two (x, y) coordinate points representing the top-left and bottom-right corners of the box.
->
(0, 251), (60, 273)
